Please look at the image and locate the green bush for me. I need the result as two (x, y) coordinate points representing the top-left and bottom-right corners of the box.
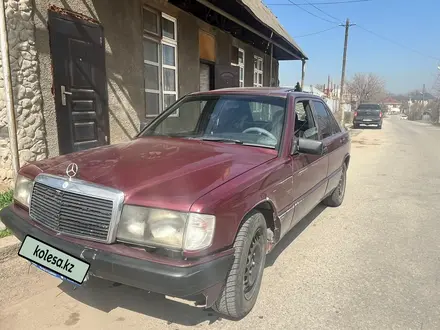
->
(0, 190), (13, 238)
(0, 190), (13, 210)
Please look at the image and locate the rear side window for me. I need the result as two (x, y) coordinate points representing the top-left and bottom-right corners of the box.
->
(312, 100), (332, 139)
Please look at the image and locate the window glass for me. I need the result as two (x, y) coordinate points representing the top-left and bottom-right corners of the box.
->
(145, 92), (160, 116)
(325, 105), (341, 134)
(162, 17), (175, 40)
(312, 100), (332, 139)
(164, 94), (177, 110)
(238, 50), (244, 65)
(162, 44), (175, 66)
(295, 100), (318, 140)
(144, 64), (159, 90)
(143, 9), (158, 34)
(295, 102), (306, 121)
(143, 38), (158, 62)
(142, 95), (287, 150)
(163, 68), (176, 91)
(253, 56), (263, 87)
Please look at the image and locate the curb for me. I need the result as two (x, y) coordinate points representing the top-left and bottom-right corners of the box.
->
(0, 235), (20, 263)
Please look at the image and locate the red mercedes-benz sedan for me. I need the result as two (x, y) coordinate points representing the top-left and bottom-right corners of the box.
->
(1, 87), (351, 319)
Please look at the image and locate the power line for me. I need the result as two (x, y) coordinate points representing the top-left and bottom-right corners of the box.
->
(303, 0), (344, 23)
(294, 25), (340, 38)
(267, 0), (372, 6)
(356, 25), (440, 62)
(285, 0), (339, 24)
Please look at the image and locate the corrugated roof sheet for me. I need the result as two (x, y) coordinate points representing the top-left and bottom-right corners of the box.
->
(239, 0), (307, 59)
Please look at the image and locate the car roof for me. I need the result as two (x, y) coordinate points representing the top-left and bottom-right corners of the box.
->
(189, 87), (323, 99)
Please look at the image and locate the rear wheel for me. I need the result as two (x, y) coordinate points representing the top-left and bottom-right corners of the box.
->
(213, 211), (267, 319)
(322, 163), (347, 207)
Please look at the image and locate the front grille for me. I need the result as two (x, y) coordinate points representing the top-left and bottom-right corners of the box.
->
(30, 182), (115, 241)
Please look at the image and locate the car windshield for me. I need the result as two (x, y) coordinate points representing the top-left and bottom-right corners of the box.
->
(139, 94), (287, 150)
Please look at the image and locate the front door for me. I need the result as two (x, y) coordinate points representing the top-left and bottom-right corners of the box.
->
(48, 8), (109, 155)
(290, 98), (329, 228)
(312, 100), (346, 195)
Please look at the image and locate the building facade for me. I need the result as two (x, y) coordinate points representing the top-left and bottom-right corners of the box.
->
(0, 0), (306, 182)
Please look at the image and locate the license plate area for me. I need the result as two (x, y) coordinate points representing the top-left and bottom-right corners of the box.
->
(363, 119), (372, 121)
(18, 235), (90, 285)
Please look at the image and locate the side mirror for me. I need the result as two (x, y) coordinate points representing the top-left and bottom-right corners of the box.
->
(295, 137), (324, 155)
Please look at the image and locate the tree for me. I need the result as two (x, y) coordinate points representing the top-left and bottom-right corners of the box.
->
(294, 82), (302, 92)
(346, 73), (386, 103)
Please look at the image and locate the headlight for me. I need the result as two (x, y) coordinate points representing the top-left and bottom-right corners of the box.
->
(13, 175), (33, 207)
(117, 206), (215, 251)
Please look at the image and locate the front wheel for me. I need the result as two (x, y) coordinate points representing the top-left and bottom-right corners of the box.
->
(322, 163), (347, 207)
(213, 211), (267, 319)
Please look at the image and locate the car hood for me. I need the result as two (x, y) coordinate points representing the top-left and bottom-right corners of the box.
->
(23, 137), (276, 211)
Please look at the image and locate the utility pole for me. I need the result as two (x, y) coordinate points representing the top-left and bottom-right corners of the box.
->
(301, 59), (306, 90)
(338, 18), (355, 128)
(327, 75), (331, 97)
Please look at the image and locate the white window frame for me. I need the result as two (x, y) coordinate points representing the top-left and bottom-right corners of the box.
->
(142, 8), (179, 118)
(232, 48), (245, 87)
(253, 55), (263, 87)
(161, 13), (178, 117)
(143, 35), (162, 118)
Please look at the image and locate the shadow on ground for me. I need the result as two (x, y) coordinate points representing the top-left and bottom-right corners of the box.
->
(58, 204), (327, 326)
(265, 204), (326, 267)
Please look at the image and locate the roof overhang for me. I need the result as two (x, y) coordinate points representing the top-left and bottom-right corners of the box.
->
(169, 0), (307, 61)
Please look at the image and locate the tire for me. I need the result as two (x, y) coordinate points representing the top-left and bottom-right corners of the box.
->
(378, 124), (382, 129)
(213, 211), (267, 319)
(322, 162), (347, 207)
(353, 123), (358, 129)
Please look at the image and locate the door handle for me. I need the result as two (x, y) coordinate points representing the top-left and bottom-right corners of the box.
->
(322, 145), (329, 154)
(61, 85), (72, 106)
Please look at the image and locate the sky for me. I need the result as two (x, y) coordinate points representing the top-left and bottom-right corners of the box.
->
(264, 0), (440, 95)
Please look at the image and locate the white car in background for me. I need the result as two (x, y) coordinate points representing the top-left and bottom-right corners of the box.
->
(400, 114), (408, 120)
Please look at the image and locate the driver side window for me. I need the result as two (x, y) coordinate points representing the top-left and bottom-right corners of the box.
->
(294, 100), (318, 140)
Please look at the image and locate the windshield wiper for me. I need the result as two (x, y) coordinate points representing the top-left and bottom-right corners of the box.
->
(197, 137), (244, 144)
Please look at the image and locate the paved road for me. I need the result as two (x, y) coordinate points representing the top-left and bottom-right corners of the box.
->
(1, 116), (440, 329)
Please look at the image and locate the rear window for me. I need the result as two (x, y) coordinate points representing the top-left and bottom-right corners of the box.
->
(358, 109), (381, 115)
(358, 104), (381, 110)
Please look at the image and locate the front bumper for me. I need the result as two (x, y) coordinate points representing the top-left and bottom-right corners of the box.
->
(0, 205), (234, 299)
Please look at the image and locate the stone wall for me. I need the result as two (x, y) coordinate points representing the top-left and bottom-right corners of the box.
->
(0, 0), (47, 184)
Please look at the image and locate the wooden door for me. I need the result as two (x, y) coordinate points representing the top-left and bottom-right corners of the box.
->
(48, 8), (109, 155)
